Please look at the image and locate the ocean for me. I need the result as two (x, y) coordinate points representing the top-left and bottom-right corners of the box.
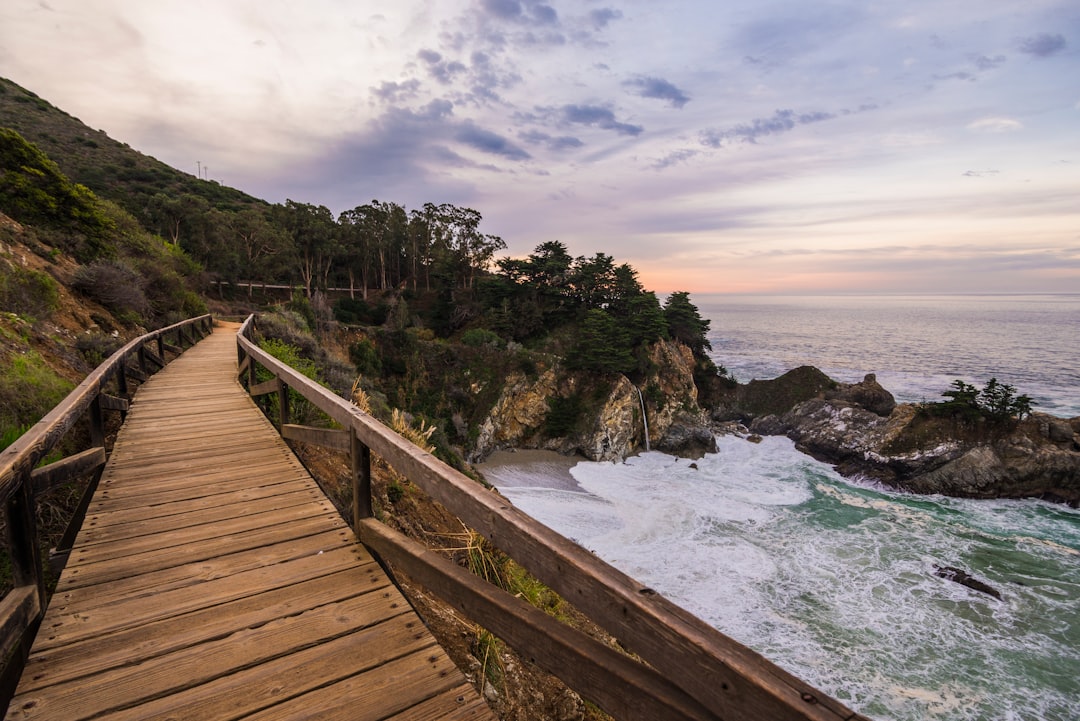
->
(480, 294), (1080, 721)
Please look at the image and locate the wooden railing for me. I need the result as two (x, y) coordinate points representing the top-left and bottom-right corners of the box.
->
(237, 314), (870, 721)
(0, 314), (213, 700)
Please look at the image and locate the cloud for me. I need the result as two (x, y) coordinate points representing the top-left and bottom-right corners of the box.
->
(481, 0), (522, 21)
(480, 0), (558, 27)
(967, 117), (1022, 133)
(700, 108), (835, 147)
(561, 104), (643, 135)
(624, 76), (691, 108)
(371, 79), (421, 104)
(962, 170), (1000, 177)
(1018, 33), (1067, 57)
(971, 54), (1006, 71)
(417, 48), (467, 84)
(589, 8), (623, 30)
(650, 148), (699, 170)
(519, 130), (584, 151)
(456, 122), (531, 159)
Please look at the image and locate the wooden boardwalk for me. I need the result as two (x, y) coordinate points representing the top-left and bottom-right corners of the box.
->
(6, 324), (494, 721)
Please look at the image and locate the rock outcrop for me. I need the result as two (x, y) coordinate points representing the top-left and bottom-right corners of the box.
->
(471, 339), (712, 462)
(750, 398), (1080, 505)
(712, 366), (1080, 505)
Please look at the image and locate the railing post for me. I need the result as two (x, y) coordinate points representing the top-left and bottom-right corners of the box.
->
(4, 473), (45, 608)
(277, 379), (289, 431)
(137, 345), (148, 377)
(88, 396), (105, 448)
(351, 432), (372, 529)
(156, 335), (165, 361)
(116, 360), (129, 399)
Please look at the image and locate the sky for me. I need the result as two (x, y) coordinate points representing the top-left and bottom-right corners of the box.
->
(1, 0), (1078, 294)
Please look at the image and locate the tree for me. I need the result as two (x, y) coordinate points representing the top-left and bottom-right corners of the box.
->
(273, 200), (337, 297)
(663, 291), (711, 357)
(565, 309), (634, 374)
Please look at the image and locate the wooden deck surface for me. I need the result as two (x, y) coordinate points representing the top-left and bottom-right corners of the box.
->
(6, 323), (494, 721)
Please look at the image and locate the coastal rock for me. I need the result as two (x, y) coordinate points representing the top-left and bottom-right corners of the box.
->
(472, 338), (713, 463)
(655, 411), (718, 458)
(825, 373), (896, 417)
(763, 398), (1080, 504)
(471, 367), (560, 460)
(933, 565), (1002, 600)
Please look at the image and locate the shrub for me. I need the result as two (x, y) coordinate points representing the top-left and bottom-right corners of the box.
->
(72, 259), (149, 323)
(544, 393), (582, 437)
(349, 337), (382, 377)
(0, 261), (59, 320)
(461, 328), (503, 348)
(927, 378), (1035, 424)
(0, 350), (74, 441)
(75, 332), (124, 366)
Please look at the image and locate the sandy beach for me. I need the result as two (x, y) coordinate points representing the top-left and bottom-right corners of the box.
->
(475, 449), (587, 492)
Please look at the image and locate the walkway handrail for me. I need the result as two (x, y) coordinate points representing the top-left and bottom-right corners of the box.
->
(237, 315), (868, 721)
(0, 314), (213, 690)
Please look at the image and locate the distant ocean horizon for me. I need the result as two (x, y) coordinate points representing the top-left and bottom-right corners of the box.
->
(693, 293), (1080, 418)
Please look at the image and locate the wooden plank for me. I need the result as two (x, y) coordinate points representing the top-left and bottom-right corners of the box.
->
(29, 448), (105, 497)
(81, 478), (320, 528)
(249, 378), (280, 397)
(71, 500), (338, 566)
(244, 646), (481, 721)
(13, 592), (414, 720)
(0, 588), (39, 670)
(360, 519), (719, 721)
(54, 513), (345, 592)
(48, 530), (355, 615)
(97, 393), (128, 412)
(282, 424), (351, 452)
(40, 545), (371, 650)
(18, 564), (390, 694)
(76, 488), (324, 546)
(88, 616), (439, 721)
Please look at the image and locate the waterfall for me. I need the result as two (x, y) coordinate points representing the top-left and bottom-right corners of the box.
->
(635, 386), (650, 452)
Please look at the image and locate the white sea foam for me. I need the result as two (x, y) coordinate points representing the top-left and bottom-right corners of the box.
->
(487, 435), (1080, 721)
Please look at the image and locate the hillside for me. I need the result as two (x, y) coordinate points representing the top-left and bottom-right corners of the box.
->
(0, 77), (267, 219)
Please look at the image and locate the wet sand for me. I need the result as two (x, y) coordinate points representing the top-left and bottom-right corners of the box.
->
(475, 449), (586, 491)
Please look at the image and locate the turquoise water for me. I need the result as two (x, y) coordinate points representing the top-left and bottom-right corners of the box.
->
(486, 439), (1080, 721)
(484, 295), (1080, 720)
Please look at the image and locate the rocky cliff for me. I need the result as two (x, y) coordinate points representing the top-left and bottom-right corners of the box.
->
(717, 369), (1080, 505)
(471, 339), (714, 462)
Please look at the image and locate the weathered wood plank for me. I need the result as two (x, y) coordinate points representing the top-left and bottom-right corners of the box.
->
(51, 530), (354, 615)
(76, 488), (323, 546)
(54, 513), (345, 592)
(18, 564), (389, 694)
(14, 593), (413, 720)
(244, 647), (483, 721)
(90, 618), (439, 721)
(29, 448), (105, 497)
(0, 588), (39, 673)
(249, 378), (280, 397)
(282, 424), (351, 451)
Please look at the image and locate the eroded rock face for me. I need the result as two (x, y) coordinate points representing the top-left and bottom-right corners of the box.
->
(471, 339), (712, 462)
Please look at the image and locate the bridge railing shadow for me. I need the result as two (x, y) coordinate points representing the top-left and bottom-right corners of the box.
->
(0, 314), (214, 709)
(237, 314), (867, 721)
